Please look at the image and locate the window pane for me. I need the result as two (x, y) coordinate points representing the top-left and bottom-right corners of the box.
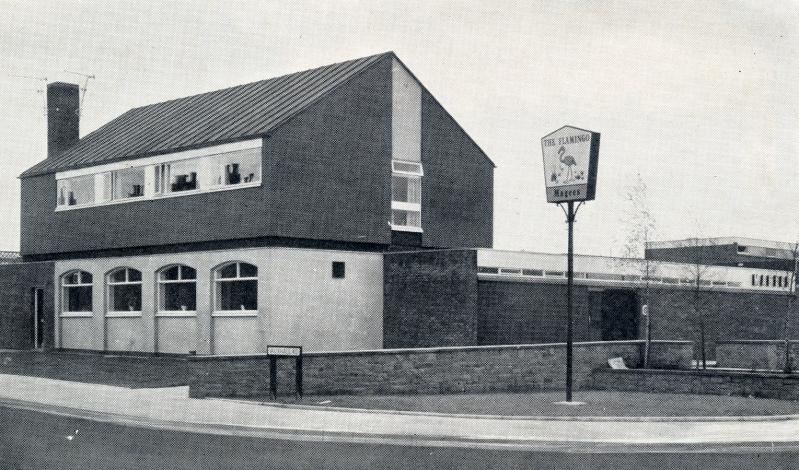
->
(113, 168), (145, 199)
(218, 280), (257, 311)
(58, 175), (95, 206)
(167, 160), (199, 192)
(211, 148), (261, 186)
(392, 175), (409, 202)
(218, 263), (238, 279)
(180, 266), (197, 280)
(392, 209), (408, 226)
(160, 266), (180, 281)
(65, 286), (92, 312)
(99, 172), (112, 202)
(110, 269), (127, 283)
(128, 269), (142, 282)
(392, 209), (420, 228)
(161, 282), (196, 311)
(110, 284), (142, 311)
(64, 272), (80, 285)
(239, 263), (258, 278)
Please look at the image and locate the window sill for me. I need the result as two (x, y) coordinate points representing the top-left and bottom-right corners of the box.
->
(106, 311), (143, 318)
(156, 311), (197, 318)
(212, 311), (258, 317)
(390, 224), (423, 233)
(60, 312), (93, 318)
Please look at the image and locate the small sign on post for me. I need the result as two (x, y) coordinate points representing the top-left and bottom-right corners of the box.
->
(266, 345), (303, 399)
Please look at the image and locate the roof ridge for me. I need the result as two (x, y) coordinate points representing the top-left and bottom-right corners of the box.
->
(128, 51), (394, 112)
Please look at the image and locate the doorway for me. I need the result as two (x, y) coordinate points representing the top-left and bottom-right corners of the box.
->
(600, 289), (639, 341)
(32, 288), (44, 349)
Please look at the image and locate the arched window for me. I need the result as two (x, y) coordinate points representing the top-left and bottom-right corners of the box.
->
(107, 267), (142, 314)
(157, 265), (197, 314)
(62, 271), (93, 313)
(214, 262), (257, 313)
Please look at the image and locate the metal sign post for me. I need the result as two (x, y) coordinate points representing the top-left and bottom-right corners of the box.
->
(266, 345), (303, 400)
(541, 125), (600, 402)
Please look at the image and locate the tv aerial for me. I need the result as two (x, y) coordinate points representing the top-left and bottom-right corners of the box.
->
(64, 70), (96, 117)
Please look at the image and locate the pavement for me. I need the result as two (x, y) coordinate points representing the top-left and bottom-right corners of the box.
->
(1, 373), (798, 453)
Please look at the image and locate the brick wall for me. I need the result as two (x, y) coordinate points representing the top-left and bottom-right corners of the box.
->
(188, 340), (693, 398)
(478, 281), (596, 345)
(0, 262), (55, 349)
(592, 368), (799, 400)
(383, 250), (478, 348)
(420, 90), (493, 249)
(475, 279), (795, 359)
(715, 340), (799, 371)
(647, 287), (796, 360)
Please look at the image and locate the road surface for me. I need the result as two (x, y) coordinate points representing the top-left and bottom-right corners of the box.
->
(1, 405), (797, 469)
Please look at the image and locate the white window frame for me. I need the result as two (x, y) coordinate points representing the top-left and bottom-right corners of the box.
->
(391, 159), (423, 232)
(156, 265), (198, 317)
(55, 139), (262, 211)
(212, 262), (258, 317)
(60, 271), (94, 318)
(106, 267), (143, 317)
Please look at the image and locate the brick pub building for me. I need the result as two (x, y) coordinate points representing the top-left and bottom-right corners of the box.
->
(1, 53), (795, 356)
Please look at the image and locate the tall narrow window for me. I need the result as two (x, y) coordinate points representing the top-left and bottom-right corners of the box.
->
(157, 265), (197, 314)
(391, 161), (423, 231)
(214, 262), (258, 313)
(107, 268), (142, 314)
(61, 271), (93, 313)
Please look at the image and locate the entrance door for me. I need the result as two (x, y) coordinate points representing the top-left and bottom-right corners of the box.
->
(600, 289), (639, 341)
(32, 288), (44, 349)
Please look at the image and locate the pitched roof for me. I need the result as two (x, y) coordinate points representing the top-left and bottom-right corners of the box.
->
(22, 52), (391, 177)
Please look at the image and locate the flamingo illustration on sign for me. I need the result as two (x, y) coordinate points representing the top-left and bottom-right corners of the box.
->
(558, 146), (577, 183)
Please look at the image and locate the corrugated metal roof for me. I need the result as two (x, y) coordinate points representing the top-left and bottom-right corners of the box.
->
(22, 52), (391, 177)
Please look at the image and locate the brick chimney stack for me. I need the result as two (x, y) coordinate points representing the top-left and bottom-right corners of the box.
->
(47, 82), (80, 158)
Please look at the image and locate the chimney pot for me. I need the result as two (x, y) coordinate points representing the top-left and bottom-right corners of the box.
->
(47, 82), (80, 158)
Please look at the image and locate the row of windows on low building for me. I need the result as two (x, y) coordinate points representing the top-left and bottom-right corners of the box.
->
(752, 273), (792, 288)
(61, 262), (259, 316)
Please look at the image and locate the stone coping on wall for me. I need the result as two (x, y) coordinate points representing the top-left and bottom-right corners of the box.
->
(188, 339), (694, 361)
(716, 339), (799, 345)
(594, 367), (799, 380)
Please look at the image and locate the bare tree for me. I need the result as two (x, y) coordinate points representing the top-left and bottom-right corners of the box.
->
(678, 236), (716, 370)
(781, 240), (799, 373)
(620, 173), (657, 367)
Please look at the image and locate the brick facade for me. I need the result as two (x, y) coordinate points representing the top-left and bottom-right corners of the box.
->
(189, 340), (693, 398)
(0, 262), (55, 349)
(383, 249), (478, 348)
(420, 90), (493, 249)
(478, 281), (596, 345)
(21, 56), (494, 260)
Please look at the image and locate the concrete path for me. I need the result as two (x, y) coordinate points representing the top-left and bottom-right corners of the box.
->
(1, 374), (798, 452)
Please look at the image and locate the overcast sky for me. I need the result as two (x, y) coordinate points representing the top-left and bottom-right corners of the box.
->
(0, 0), (796, 255)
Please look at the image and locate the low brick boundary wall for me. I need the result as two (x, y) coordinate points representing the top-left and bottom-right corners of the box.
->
(592, 368), (799, 400)
(189, 340), (692, 399)
(715, 340), (799, 371)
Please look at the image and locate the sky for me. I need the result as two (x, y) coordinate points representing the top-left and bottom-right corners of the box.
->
(0, 0), (797, 255)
